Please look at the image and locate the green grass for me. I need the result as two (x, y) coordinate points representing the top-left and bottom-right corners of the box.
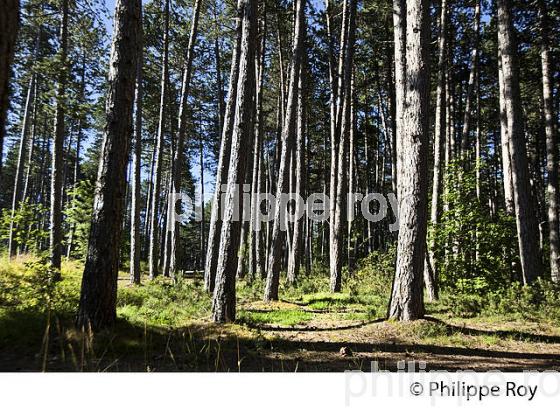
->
(237, 309), (313, 327)
(117, 277), (211, 328)
(1, 251), (560, 371)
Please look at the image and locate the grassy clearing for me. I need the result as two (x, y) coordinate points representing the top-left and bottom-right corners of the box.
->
(1, 252), (559, 371)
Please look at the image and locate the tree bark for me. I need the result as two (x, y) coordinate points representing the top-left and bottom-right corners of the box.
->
(212, 0), (257, 322)
(264, 0), (305, 301)
(330, 0), (357, 292)
(204, 1), (244, 293)
(148, 0), (169, 279)
(388, 0), (430, 321)
(425, 0), (447, 302)
(287, 65), (305, 284)
(497, 0), (542, 285)
(77, 0), (141, 330)
(460, 0), (481, 158)
(168, 0), (202, 276)
(130, 8), (143, 285)
(50, 0), (69, 275)
(538, 0), (560, 283)
(8, 74), (36, 257)
(0, 0), (19, 175)
(248, 7), (267, 280)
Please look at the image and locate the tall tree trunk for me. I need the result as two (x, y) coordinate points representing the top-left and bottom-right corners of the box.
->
(130, 10), (143, 285)
(77, 0), (141, 330)
(143, 144), (156, 258)
(0, 0), (19, 175)
(248, 6), (266, 280)
(264, 0), (305, 301)
(330, 0), (357, 292)
(460, 0), (481, 158)
(168, 0), (202, 276)
(498, 53), (514, 215)
(212, 0), (257, 322)
(328, 0), (349, 291)
(388, 0), (430, 321)
(425, 0), (447, 302)
(287, 65), (305, 284)
(8, 74), (36, 257)
(538, 0), (559, 283)
(50, 0), (69, 276)
(66, 52), (86, 259)
(347, 71), (355, 274)
(497, 0), (542, 285)
(199, 133), (206, 269)
(22, 77), (39, 204)
(148, 0), (169, 279)
(204, 1), (244, 293)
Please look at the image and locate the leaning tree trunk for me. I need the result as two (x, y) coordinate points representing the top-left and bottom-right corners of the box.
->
(50, 0), (68, 276)
(538, 0), (560, 283)
(264, 0), (305, 301)
(130, 9), (143, 285)
(388, 0), (430, 321)
(76, 0), (141, 330)
(148, 0), (169, 279)
(168, 0), (202, 276)
(497, 0), (542, 285)
(425, 0), (448, 302)
(0, 0), (19, 175)
(212, 0), (257, 322)
(204, 2), (244, 293)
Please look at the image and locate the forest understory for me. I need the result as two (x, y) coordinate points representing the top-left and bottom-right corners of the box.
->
(1, 254), (560, 372)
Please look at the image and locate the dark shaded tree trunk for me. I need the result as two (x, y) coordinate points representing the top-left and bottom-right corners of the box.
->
(212, 0), (257, 322)
(538, 0), (560, 283)
(0, 0), (19, 175)
(264, 0), (305, 301)
(425, 0), (447, 302)
(204, 2), (244, 293)
(76, 0), (141, 330)
(50, 0), (69, 276)
(497, 0), (542, 285)
(330, 0), (357, 292)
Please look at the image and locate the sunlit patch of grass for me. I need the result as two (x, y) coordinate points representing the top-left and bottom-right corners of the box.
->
(116, 277), (211, 328)
(237, 309), (313, 327)
(303, 292), (357, 307)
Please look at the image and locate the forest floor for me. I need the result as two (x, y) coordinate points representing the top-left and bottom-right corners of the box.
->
(1, 255), (560, 371)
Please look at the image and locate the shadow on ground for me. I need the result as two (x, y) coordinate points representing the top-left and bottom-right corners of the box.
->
(1, 309), (560, 372)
